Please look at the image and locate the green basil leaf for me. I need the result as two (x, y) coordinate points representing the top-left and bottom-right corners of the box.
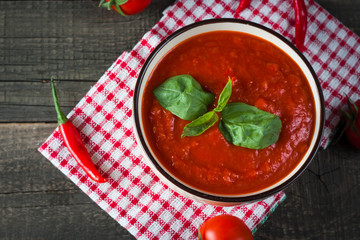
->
(219, 102), (282, 149)
(153, 75), (215, 121)
(214, 77), (232, 112)
(181, 111), (219, 137)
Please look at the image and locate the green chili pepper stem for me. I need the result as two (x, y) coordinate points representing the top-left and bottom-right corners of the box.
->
(51, 77), (68, 126)
(198, 227), (203, 240)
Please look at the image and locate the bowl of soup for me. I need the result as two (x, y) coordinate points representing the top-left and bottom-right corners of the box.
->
(133, 19), (324, 206)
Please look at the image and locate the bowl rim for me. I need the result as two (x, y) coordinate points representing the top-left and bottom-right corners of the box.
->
(133, 18), (325, 203)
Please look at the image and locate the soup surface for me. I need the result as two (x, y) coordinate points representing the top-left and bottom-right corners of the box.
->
(141, 31), (315, 195)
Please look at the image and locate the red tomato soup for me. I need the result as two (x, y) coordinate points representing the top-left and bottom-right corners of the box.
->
(141, 31), (315, 195)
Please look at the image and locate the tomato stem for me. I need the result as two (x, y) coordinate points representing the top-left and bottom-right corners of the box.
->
(98, 0), (128, 15)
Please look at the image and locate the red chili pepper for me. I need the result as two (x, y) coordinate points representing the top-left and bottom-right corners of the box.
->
(236, 0), (251, 14)
(293, 0), (307, 52)
(51, 78), (107, 183)
(235, 0), (308, 52)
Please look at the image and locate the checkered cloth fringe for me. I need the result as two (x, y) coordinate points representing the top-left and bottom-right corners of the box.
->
(39, 0), (359, 239)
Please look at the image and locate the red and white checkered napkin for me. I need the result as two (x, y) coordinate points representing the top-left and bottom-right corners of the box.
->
(39, 0), (359, 239)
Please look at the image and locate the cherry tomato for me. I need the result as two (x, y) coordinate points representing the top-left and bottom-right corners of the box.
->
(119, 0), (151, 15)
(199, 215), (253, 240)
(344, 98), (360, 149)
(99, 0), (152, 16)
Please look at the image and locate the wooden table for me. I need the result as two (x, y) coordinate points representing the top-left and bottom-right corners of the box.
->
(1, 0), (359, 239)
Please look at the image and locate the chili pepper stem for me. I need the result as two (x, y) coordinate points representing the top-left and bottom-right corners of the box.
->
(51, 77), (68, 126)
(198, 227), (203, 240)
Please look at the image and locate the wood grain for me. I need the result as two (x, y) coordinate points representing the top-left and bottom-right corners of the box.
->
(0, 0), (170, 82)
(0, 0), (174, 122)
(0, 81), (94, 122)
(0, 0), (359, 239)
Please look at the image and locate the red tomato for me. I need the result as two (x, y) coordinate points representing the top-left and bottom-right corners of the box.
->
(199, 215), (253, 240)
(119, 0), (152, 15)
(100, 0), (152, 16)
(344, 99), (360, 149)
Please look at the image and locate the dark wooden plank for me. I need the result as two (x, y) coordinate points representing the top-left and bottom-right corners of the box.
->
(0, 123), (74, 193)
(0, 0), (174, 123)
(0, 81), (94, 122)
(0, 0), (174, 82)
(0, 123), (135, 239)
(1, 204), (134, 240)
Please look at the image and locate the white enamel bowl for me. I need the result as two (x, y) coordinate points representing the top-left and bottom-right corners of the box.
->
(133, 19), (324, 206)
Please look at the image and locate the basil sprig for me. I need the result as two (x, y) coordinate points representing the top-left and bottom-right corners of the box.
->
(182, 78), (232, 137)
(219, 103), (282, 149)
(154, 75), (282, 149)
(153, 75), (214, 121)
